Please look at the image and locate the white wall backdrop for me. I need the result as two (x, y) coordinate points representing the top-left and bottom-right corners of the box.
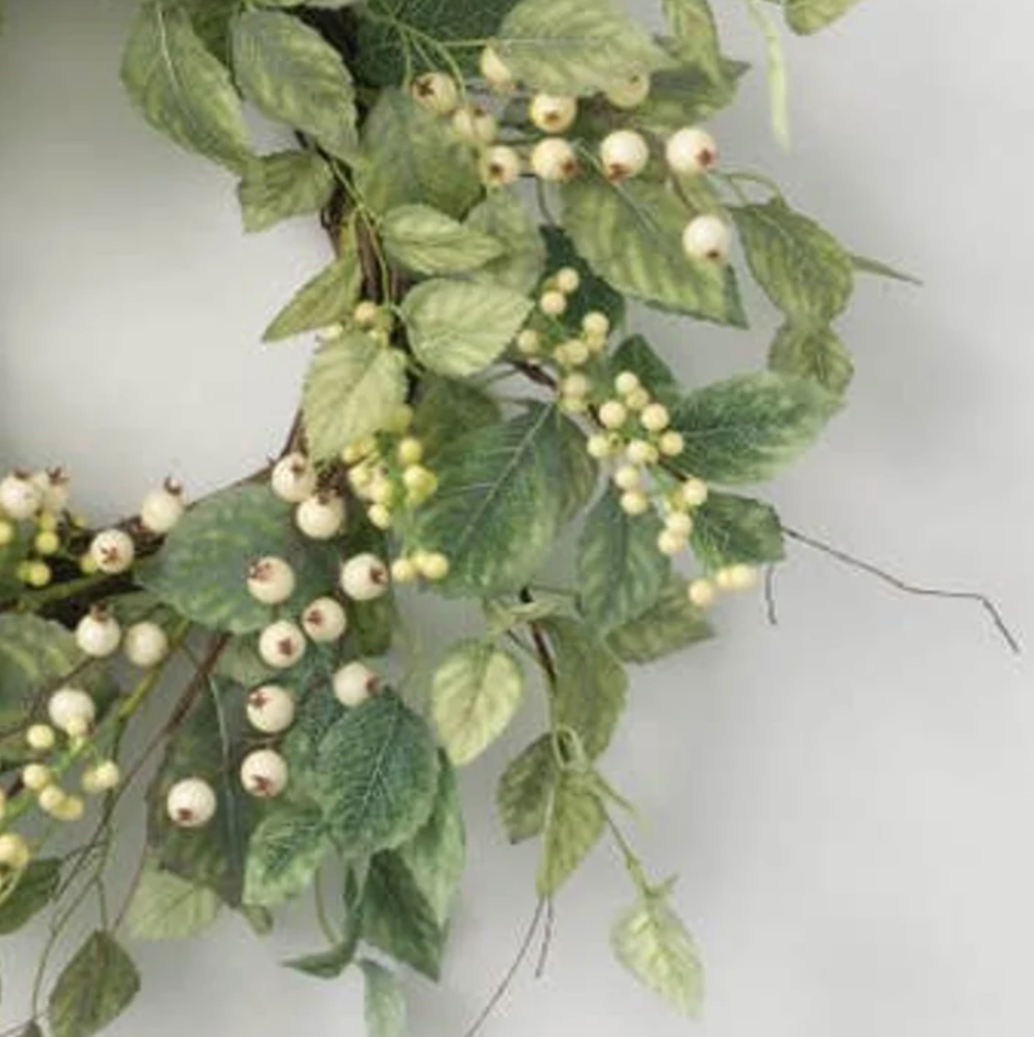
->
(2, 1), (1033, 1035)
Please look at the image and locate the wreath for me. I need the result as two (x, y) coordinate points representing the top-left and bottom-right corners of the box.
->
(0, 2), (1017, 1036)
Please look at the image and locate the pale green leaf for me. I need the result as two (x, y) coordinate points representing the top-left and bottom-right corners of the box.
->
(670, 371), (839, 484)
(232, 10), (357, 159)
(414, 405), (567, 597)
(542, 617), (627, 759)
(612, 886), (705, 1017)
(355, 89), (481, 219)
(403, 279), (532, 378)
(431, 641), (524, 766)
(125, 860), (221, 940)
(769, 321), (854, 396)
(745, 0), (791, 149)
(497, 735), (557, 843)
(138, 484), (338, 634)
(382, 204), (503, 275)
(662, 0), (724, 81)
(851, 253), (923, 285)
(49, 932), (141, 1037)
(361, 960), (407, 1037)
(537, 770), (605, 895)
(237, 150), (335, 233)
(563, 177), (746, 326)
(631, 62), (749, 135)
(690, 492), (785, 571)
(412, 375), (501, 459)
(0, 859), (60, 935)
(314, 692), (440, 857)
(785, 0), (864, 34)
(466, 190), (547, 295)
(121, 0), (253, 171)
(732, 199), (854, 324)
(606, 575), (715, 664)
(497, 0), (674, 95)
(577, 487), (669, 633)
(302, 332), (409, 460)
(244, 805), (331, 907)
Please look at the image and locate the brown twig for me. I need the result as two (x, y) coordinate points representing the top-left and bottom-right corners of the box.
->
(782, 526), (1022, 655)
(519, 588), (558, 686)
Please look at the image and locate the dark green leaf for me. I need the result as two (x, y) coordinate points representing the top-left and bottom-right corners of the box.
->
(412, 376), (501, 459)
(689, 492), (785, 571)
(496, 735), (557, 843)
(237, 150), (335, 233)
(542, 226), (626, 330)
(0, 859), (60, 935)
(285, 939), (357, 979)
(557, 416), (600, 524)
(609, 336), (680, 407)
(769, 321), (854, 396)
(244, 804), (331, 907)
(606, 575), (715, 664)
(49, 932), (141, 1037)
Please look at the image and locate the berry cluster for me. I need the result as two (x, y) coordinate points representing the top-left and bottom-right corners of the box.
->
(0, 468), (78, 589)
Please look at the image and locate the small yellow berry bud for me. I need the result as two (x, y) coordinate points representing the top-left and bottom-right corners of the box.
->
(34, 530), (60, 556)
(516, 329), (541, 355)
(56, 795), (85, 822)
(369, 479), (397, 506)
(386, 405), (414, 434)
(397, 437), (424, 466)
(640, 403), (671, 433)
(24, 562), (51, 588)
(681, 478), (709, 508)
(556, 339), (590, 368)
(555, 267), (581, 294)
(659, 431), (685, 457)
(598, 400), (628, 430)
(416, 552), (450, 582)
(0, 521), (16, 546)
(614, 371), (640, 396)
(582, 312), (610, 339)
(22, 764), (51, 791)
(728, 564), (758, 590)
(657, 530), (686, 556)
(0, 832), (30, 870)
(626, 440), (659, 466)
(624, 387), (652, 412)
(665, 512), (694, 538)
(688, 578), (717, 609)
(391, 558), (419, 584)
(613, 465), (641, 492)
(620, 490), (651, 517)
(354, 301), (379, 327)
(38, 785), (66, 816)
(37, 512), (59, 533)
(367, 504), (394, 531)
(540, 290), (567, 317)
(26, 724), (56, 752)
(586, 434), (615, 460)
(79, 553), (99, 575)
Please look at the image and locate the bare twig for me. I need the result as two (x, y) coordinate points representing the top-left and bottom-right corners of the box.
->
(782, 526), (1021, 655)
(535, 897), (556, 979)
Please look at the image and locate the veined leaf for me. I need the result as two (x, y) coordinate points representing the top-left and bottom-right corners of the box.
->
(361, 960), (407, 1037)
(497, 735), (557, 844)
(497, 0), (674, 95)
(662, 0), (724, 81)
(785, 0), (864, 34)
(232, 10), (358, 160)
(577, 487), (669, 633)
(537, 770), (605, 896)
(244, 805), (331, 907)
(402, 279), (532, 378)
(557, 416), (600, 523)
(302, 332), (409, 460)
(382, 204), (503, 275)
(431, 641), (524, 766)
(606, 575), (715, 664)
(125, 860), (221, 941)
(632, 63), (749, 135)
(467, 190), (547, 295)
(542, 226), (626, 331)
(0, 858), (60, 934)
(769, 321), (854, 396)
(121, 1), (253, 171)
(237, 150), (335, 234)
(49, 932), (141, 1037)
(412, 375), (501, 459)
(563, 177), (746, 326)
(670, 371), (838, 485)
(851, 252), (922, 285)
(689, 492), (785, 571)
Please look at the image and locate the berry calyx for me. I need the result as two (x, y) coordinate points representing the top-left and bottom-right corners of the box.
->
(246, 556), (297, 606)
(411, 72), (460, 116)
(246, 685), (296, 735)
(89, 528), (135, 575)
(480, 145), (521, 186)
(166, 778), (217, 829)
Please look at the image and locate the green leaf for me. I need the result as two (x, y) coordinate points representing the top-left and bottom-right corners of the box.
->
(49, 932), (141, 1037)
(402, 279), (532, 378)
(497, 735), (557, 843)
(466, 190), (547, 295)
(769, 321), (854, 396)
(611, 885), (705, 1017)
(125, 859), (222, 940)
(412, 375), (501, 459)
(344, 518), (397, 658)
(497, 0), (674, 95)
(663, 0), (724, 80)
(382, 205), (503, 275)
(361, 960), (407, 1037)
(237, 150), (335, 234)
(232, 10), (357, 160)
(542, 226), (626, 331)
(631, 62), (748, 135)
(542, 617), (627, 759)
(138, 483), (337, 634)
(121, 1), (252, 171)
(285, 939), (357, 979)
(746, 0), (791, 149)
(577, 488), (668, 634)
(784, 0), (864, 34)
(690, 492), (785, 571)
(302, 332), (409, 460)
(0, 859), (60, 934)
(609, 336), (679, 408)
(20, 1026), (43, 1037)
(851, 253), (923, 285)
(557, 416), (600, 524)
(537, 770), (605, 896)
(244, 804), (331, 907)
(148, 678), (258, 906)
(413, 405), (567, 597)
(732, 200), (854, 324)
(361, 853), (446, 980)
(563, 178), (746, 326)
(431, 641), (524, 766)
(262, 243), (362, 342)
(355, 89), (481, 219)
(606, 575), (715, 664)
(314, 692), (440, 857)
(670, 371), (838, 484)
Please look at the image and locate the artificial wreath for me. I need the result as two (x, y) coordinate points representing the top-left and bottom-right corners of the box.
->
(0, 0), (982, 1035)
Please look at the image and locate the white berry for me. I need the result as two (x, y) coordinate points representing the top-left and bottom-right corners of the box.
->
(47, 687), (96, 734)
(301, 597), (348, 643)
(481, 145), (521, 186)
(26, 724), (56, 752)
(412, 72), (460, 116)
(682, 214), (731, 262)
(600, 130), (650, 180)
(247, 685), (296, 735)
(479, 46), (514, 90)
(333, 661), (381, 708)
(123, 621), (170, 669)
(32, 469), (70, 514)
(258, 620), (307, 670)
(529, 93), (577, 134)
(0, 833), (31, 870)
(666, 127), (718, 176)
(167, 778), (217, 828)
(530, 138), (578, 182)
(75, 608), (121, 658)
(89, 529), (135, 575)
(340, 553), (390, 602)
(605, 73), (651, 109)
(296, 492), (346, 540)
(240, 749), (289, 799)
(0, 473), (42, 520)
(140, 482), (185, 534)
(246, 556), (297, 606)
(271, 453), (318, 503)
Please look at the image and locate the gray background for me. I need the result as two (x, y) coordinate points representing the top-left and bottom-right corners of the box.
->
(2, 1), (1033, 1035)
